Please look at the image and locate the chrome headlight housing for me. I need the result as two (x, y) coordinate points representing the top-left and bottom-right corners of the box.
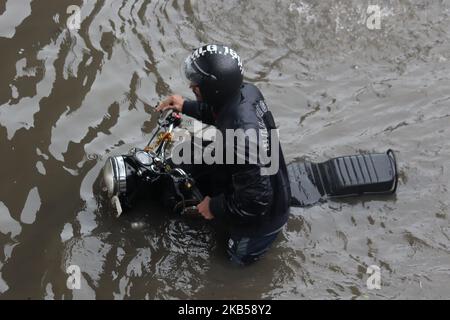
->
(103, 156), (127, 197)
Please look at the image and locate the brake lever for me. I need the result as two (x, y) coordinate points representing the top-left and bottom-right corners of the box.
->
(161, 112), (182, 129)
(146, 110), (174, 148)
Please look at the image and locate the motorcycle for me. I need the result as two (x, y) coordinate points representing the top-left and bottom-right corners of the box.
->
(101, 111), (203, 218)
(101, 111), (399, 217)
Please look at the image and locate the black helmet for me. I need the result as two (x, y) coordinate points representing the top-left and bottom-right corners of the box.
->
(184, 44), (244, 107)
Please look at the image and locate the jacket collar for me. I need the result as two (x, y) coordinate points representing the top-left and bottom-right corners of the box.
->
(214, 89), (244, 128)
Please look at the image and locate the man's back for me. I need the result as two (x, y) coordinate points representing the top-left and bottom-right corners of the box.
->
(185, 83), (291, 238)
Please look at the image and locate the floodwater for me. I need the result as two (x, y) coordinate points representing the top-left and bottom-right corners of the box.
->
(0, 0), (449, 299)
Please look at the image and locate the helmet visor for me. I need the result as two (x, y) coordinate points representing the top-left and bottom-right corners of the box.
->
(183, 55), (204, 85)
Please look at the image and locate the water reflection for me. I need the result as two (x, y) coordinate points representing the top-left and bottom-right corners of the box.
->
(0, 0), (449, 299)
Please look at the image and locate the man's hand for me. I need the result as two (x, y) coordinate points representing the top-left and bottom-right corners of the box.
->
(156, 95), (184, 113)
(197, 196), (214, 220)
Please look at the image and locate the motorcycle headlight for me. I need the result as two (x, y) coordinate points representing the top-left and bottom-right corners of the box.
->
(103, 156), (127, 197)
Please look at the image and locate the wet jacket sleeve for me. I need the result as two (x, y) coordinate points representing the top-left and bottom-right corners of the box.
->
(182, 100), (216, 126)
(209, 165), (274, 223)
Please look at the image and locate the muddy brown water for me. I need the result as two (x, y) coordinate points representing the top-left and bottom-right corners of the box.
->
(0, 0), (449, 299)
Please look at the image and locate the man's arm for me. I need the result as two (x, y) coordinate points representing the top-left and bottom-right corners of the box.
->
(156, 95), (215, 126)
(197, 127), (274, 223)
(182, 100), (216, 126)
(208, 164), (274, 223)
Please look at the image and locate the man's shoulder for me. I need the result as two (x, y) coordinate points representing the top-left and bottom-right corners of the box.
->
(218, 83), (266, 130)
(241, 82), (264, 101)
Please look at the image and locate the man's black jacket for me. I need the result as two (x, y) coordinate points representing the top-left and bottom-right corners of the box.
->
(182, 83), (291, 237)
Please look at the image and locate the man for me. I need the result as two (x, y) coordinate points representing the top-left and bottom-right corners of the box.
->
(157, 44), (291, 265)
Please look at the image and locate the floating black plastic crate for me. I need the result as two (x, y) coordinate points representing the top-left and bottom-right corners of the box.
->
(288, 150), (398, 207)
